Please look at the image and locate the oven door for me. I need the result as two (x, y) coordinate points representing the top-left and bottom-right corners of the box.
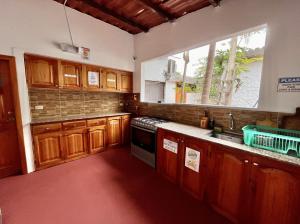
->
(131, 125), (156, 153)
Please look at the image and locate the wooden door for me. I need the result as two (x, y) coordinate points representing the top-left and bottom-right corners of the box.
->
(156, 128), (183, 184)
(25, 55), (58, 88)
(107, 117), (122, 147)
(88, 125), (106, 153)
(181, 137), (208, 200)
(33, 132), (64, 169)
(249, 158), (300, 224)
(59, 61), (82, 89)
(121, 115), (130, 145)
(103, 69), (118, 91)
(0, 58), (22, 178)
(207, 146), (251, 223)
(83, 65), (102, 91)
(119, 72), (132, 92)
(63, 128), (87, 160)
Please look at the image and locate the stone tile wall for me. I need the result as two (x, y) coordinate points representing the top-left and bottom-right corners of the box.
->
(124, 93), (291, 133)
(29, 89), (125, 120)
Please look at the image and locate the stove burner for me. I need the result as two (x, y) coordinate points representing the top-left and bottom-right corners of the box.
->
(131, 117), (168, 131)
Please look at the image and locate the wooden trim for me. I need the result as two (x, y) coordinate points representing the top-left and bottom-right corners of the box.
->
(0, 54), (28, 174)
(137, 0), (175, 21)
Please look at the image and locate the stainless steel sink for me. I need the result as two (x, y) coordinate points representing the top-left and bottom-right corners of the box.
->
(213, 132), (244, 144)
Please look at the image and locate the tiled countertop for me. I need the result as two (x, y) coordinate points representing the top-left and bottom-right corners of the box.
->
(156, 122), (300, 166)
(31, 112), (131, 124)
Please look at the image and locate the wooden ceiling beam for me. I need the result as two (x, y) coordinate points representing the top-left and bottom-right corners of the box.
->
(209, 0), (221, 7)
(136, 0), (175, 21)
(77, 0), (149, 32)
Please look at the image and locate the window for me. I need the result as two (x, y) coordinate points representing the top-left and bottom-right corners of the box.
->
(141, 26), (267, 108)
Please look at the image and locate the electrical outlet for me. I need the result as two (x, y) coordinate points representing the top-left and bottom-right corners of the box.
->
(35, 105), (44, 110)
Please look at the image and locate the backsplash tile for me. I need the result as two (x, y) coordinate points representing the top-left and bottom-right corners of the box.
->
(124, 93), (291, 133)
(29, 89), (125, 121)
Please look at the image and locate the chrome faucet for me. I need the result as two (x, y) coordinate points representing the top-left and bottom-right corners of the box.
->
(229, 112), (235, 130)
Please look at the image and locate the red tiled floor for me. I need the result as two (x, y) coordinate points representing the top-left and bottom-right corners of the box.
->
(0, 148), (230, 224)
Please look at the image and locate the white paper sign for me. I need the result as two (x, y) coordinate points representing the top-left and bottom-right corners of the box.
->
(64, 74), (77, 78)
(185, 147), (200, 172)
(163, 139), (178, 154)
(278, 77), (300, 92)
(88, 71), (100, 86)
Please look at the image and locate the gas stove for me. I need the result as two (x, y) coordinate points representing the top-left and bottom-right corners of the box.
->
(131, 117), (168, 131)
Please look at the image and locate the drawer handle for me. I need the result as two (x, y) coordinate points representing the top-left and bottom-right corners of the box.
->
(244, 160), (249, 163)
(45, 127), (51, 130)
(253, 162), (259, 166)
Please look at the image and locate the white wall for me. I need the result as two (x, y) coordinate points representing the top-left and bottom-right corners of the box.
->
(0, 0), (134, 172)
(134, 0), (300, 113)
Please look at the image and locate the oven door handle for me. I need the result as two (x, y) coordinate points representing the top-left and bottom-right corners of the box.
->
(131, 125), (156, 133)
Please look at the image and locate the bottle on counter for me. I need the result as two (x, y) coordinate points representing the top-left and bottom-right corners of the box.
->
(208, 117), (215, 130)
(200, 111), (209, 129)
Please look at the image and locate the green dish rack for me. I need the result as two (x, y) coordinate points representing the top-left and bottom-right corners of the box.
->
(242, 125), (300, 157)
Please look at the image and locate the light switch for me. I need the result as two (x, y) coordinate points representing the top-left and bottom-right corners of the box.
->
(35, 105), (44, 110)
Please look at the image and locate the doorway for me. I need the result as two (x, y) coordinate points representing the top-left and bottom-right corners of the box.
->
(0, 55), (26, 178)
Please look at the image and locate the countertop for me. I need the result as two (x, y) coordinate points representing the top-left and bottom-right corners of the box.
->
(156, 122), (300, 166)
(31, 112), (131, 124)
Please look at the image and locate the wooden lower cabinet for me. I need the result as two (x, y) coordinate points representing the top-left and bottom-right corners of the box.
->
(88, 125), (106, 153)
(33, 132), (64, 169)
(207, 145), (251, 223)
(157, 129), (183, 184)
(63, 128), (88, 160)
(107, 117), (122, 147)
(248, 157), (300, 224)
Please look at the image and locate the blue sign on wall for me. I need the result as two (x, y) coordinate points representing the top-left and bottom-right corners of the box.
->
(278, 77), (300, 92)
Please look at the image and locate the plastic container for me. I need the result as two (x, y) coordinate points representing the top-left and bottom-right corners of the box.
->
(242, 125), (300, 157)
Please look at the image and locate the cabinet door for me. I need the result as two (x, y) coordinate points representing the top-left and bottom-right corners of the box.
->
(59, 61), (82, 89)
(181, 137), (208, 200)
(103, 69), (118, 91)
(25, 57), (58, 88)
(107, 117), (122, 147)
(88, 125), (106, 153)
(83, 65), (102, 91)
(156, 129), (183, 184)
(207, 145), (251, 223)
(249, 158), (300, 224)
(119, 72), (132, 93)
(121, 115), (130, 145)
(63, 128), (87, 160)
(33, 132), (64, 169)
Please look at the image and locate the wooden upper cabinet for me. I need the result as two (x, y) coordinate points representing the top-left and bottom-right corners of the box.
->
(119, 72), (133, 93)
(103, 69), (118, 91)
(25, 55), (58, 88)
(207, 145), (251, 224)
(180, 137), (208, 200)
(156, 129), (183, 184)
(59, 60), (82, 89)
(82, 65), (102, 91)
(107, 116), (122, 147)
(33, 132), (64, 169)
(249, 157), (300, 224)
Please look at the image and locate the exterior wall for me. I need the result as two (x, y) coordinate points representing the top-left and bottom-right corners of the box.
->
(134, 0), (300, 113)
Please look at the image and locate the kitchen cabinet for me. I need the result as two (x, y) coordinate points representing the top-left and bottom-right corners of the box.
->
(33, 132), (64, 169)
(82, 65), (102, 91)
(59, 60), (82, 89)
(63, 128), (88, 160)
(25, 55), (59, 88)
(103, 69), (118, 91)
(248, 157), (300, 224)
(88, 126), (106, 153)
(207, 145), (251, 223)
(121, 115), (130, 145)
(156, 129), (183, 184)
(118, 72), (132, 93)
(181, 137), (208, 200)
(107, 116), (122, 147)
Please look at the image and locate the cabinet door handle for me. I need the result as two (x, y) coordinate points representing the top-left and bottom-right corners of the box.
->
(253, 162), (259, 166)
(244, 160), (249, 163)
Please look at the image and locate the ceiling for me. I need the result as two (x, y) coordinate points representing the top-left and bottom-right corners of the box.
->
(53, 0), (221, 34)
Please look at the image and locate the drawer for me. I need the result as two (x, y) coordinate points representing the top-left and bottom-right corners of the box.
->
(87, 118), (107, 127)
(62, 120), (86, 130)
(32, 123), (62, 134)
